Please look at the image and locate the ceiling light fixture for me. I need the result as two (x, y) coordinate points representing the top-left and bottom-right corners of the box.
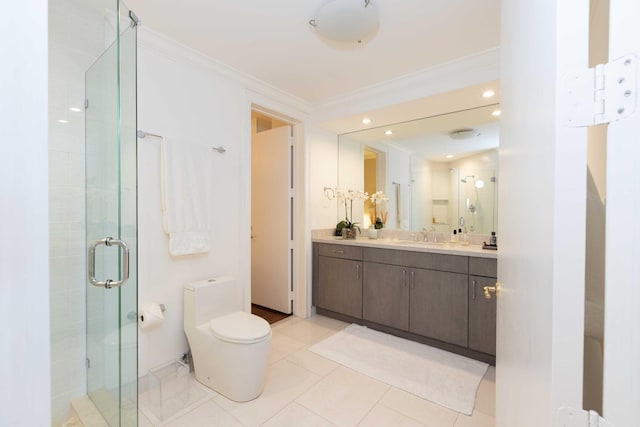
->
(449, 129), (479, 140)
(309, 0), (379, 46)
(492, 110), (501, 117)
(58, 119), (68, 124)
(482, 90), (495, 98)
(385, 130), (393, 135)
(362, 118), (372, 125)
(446, 154), (454, 159)
(69, 107), (82, 112)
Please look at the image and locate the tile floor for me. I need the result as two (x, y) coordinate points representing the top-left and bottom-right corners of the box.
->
(138, 315), (495, 427)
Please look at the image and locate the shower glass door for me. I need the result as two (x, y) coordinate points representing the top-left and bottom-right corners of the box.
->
(85, 1), (137, 425)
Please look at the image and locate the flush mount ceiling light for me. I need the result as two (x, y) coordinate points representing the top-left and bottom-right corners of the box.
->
(309, 0), (379, 46)
(385, 130), (393, 135)
(362, 118), (372, 124)
(449, 128), (479, 140)
(482, 90), (495, 98)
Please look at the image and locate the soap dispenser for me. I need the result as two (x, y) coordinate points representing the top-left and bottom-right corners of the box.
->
(490, 231), (497, 246)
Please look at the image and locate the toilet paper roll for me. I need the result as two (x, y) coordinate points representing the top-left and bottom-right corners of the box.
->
(139, 303), (164, 329)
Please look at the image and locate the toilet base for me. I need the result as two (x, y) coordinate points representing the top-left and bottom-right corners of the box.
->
(191, 332), (272, 402)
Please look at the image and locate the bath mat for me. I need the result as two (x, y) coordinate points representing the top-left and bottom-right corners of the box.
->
(309, 324), (488, 415)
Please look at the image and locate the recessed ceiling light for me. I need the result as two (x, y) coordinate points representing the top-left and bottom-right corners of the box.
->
(69, 107), (82, 112)
(446, 154), (454, 159)
(482, 90), (495, 98)
(492, 110), (501, 117)
(58, 119), (68, 123)
(362, 118), (371, 125)
(385, 130), (393, 135)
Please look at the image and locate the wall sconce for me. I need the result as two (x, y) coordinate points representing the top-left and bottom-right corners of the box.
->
(309, 0), (379, 46)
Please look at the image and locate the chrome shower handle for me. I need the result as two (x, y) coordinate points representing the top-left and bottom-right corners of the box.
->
(88, 237), (130, 289)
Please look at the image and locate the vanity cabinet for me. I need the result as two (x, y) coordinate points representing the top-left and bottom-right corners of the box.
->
(316, 243), (363, 319)
(363, 248), (468, 348)
(313, 242), (497, 363)
(468, 258), (497, 356)
(363, 262), (409, 331)
(409, 268), (468, 348)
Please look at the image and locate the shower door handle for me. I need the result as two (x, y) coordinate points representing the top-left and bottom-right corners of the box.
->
(88, 237), (130, 289)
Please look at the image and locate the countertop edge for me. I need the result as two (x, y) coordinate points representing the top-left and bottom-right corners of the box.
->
(312, 237), (498, 259)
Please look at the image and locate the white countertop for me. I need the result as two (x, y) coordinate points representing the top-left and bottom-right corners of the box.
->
(312, 235), (498, 259)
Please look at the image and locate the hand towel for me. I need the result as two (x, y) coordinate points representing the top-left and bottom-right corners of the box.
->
(160, 138), (213, 256)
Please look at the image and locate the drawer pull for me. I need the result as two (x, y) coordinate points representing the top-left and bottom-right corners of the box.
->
(472, 279), (476, 300)
(356, 264), (360, 279)
(332, 250), (345, 254)
(411, 271), (415, 289)
(402, 269), (407, 287)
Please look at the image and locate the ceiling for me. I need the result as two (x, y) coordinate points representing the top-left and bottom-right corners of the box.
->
(125, 0), (501, 106)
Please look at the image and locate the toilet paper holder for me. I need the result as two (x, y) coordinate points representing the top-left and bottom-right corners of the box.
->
(127, 304), (166, 321)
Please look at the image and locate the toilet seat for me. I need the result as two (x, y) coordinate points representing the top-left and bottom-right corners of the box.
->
(210, 311), (271, 344)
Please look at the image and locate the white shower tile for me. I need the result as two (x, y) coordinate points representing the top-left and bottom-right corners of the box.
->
(296, 366), (390, 427)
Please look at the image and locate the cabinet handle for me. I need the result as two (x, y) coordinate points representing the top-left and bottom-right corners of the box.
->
(411, 271), (415, 289)
(332, 250), (345, 254)
(472, 279), (476, 300)
(356, 264), (360, 279)
(402, 269), (407, 287)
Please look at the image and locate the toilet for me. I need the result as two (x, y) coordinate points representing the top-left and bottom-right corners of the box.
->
(183, 277), (272, 402)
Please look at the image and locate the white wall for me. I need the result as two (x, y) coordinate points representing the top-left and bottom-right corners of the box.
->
(136, 42), (246, 374)
(0, 1), (50, 426)
(308, 127), (339, 229)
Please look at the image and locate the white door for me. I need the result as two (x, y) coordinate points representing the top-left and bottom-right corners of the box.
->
(498, 0), (640, 426)
(497, 0), (589, 425)
(601, 1), (640, 425)
(251, 125), (292, 314)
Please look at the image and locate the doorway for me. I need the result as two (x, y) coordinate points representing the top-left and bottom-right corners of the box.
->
(250, 111), (294, 319)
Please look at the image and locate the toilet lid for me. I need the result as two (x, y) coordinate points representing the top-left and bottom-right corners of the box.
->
(209, 311), (271, 344)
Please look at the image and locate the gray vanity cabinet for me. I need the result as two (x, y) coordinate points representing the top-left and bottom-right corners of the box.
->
(316, 244), (363, 319)
(468, 257), (498, 356)
(363, 262), (410, 331)
(409, 268), (469, 348)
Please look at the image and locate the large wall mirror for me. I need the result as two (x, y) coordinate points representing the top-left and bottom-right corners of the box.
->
(337, 104), (499, 234)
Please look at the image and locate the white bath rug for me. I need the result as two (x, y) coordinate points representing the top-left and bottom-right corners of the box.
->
(309, 324), (488, 415)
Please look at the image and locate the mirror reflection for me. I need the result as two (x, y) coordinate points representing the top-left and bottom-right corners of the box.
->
(337, 104), (499, 235)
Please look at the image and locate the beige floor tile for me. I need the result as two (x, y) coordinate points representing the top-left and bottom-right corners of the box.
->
(164, 400), (243, 427)
(358, 405), (428, 427)
(378, 388), (458, 427)
(305, 315), (350, 331)
(286, 347), (340, 377)
(262, 402), (336, 427)
(296, 366), (390, 427)
(269, 331), (308, 364)
(474, 367), (495, 417)
(453, 410), (495, 427)
(214, 359), (322, 427)
(277, 319), (336, 345)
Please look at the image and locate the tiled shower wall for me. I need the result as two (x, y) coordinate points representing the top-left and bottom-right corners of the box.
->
(48, 0), (109, 424)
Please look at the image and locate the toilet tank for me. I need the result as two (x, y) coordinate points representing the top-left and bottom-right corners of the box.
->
(184, 277), (241, 326)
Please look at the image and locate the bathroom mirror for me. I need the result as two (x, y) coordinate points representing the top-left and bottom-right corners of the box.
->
(337, 104), (499, 234)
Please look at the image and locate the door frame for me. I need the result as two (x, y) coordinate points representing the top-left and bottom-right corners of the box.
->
(241, 91), (310, 317)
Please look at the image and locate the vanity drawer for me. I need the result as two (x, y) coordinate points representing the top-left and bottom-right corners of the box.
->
(363, 248), (468, 274)
(469, 257), (497, 278)
(318, 243), (363, 260)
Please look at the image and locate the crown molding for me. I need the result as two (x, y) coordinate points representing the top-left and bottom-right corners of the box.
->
(310, 47), (500, 123)
(137, 27), (313, 116)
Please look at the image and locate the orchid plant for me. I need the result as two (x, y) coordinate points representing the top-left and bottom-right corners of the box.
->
(369, 191), (389, 229)
(334, 188), (369, 236)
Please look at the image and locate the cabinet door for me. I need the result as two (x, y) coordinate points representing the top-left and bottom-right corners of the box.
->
(363, 262), (409, 331)
(409, 269), (468, 347)
(317, 256), (363, 319)
(468, 275), (497, 355)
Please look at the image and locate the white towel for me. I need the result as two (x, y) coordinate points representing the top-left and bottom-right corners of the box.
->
(160, 138), (213, 256)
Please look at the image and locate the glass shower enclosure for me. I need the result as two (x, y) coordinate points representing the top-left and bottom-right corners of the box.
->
(85, 1), (138, 425)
